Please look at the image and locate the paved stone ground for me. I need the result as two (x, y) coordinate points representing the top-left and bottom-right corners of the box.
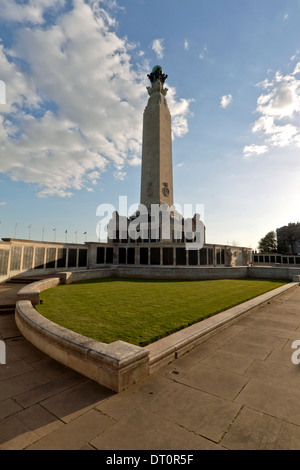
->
(1, 284), (300, 450)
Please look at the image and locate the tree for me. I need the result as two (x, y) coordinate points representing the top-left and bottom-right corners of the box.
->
(258, 231), (277, 253)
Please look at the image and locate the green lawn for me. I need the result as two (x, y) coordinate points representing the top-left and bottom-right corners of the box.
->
(36, 278), (288, 347)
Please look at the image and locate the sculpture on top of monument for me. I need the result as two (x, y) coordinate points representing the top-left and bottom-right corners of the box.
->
(146, 65), (168, 97)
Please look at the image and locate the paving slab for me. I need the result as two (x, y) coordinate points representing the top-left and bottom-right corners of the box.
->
(15, 372), (88, 409)
(0, 399), (23, 420)
(265, 340), (297, 367)
(140, 379), (242, 442)
(40, 380), (113, 423)
(243, 359), (300, 392)
(157, 338), (219, 376)
(10, 404), (64, 439)
(0, 414), (41, 450)
(0, 370), (55, 402)
(200, 348), (255, 375)
(0, 360), (34, 382)
(234, 378), (300, 426)
(90, 406), (224, 450)
(221, 407), (300, 450)
(231, 330), (287, 349)
(217, 336), (274, 360)
(0, 283), (28, 306)
(26, 409), (114, 450)
(170, 363), (249, 401)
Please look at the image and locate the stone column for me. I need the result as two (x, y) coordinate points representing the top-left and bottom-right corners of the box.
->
(140, 66), (173, 210)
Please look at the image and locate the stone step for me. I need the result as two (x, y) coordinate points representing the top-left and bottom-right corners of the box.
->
(0, 305), (15, 315)
(6, 278), (43, 284)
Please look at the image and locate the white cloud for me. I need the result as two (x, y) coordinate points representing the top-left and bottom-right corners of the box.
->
(291, 51), (299, 62)
(0, 2), (193, 197)
(184, 39), (189, 51)
(250, 63), (300, 148)
(0, 201), (7, 206)
(220, 94), (233, 109)
(0, 0), (65, 24)
(292, 62), (300, 75)
(243, 144), (268, 158)
(167, 88), (194, 138)
(199, 44), (207, 60)
(151, 38), (164, 59)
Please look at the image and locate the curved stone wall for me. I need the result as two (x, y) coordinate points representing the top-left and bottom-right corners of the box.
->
(15, 277), (149, 393)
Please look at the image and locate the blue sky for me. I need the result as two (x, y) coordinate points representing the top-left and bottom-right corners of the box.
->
(0, 0), (300, 249)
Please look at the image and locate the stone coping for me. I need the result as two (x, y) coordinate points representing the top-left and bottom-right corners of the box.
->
(16, 277), (61, 306)
(15, 276), (299, 392)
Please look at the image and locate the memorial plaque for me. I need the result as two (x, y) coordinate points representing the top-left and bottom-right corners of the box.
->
(34, 247), (45, 269)
(78, 249), (88, 267)
(200, 248), (207, 265)
(10, 246), (22, 271)
(97, 247), (105, 264)
(22, 246), (34, 270)
(150, 247), (160, 265)
(127, 247), (135, 264)
(188, 249), (198, 266)
(208, 248), (214, 265)
(119, 247), (126, 264)
(139, 247), (148, 265)
(46, 248), (56, 269)
(57, 248), (67, 268)
(163, 247), (173, 265)
(0, 249), (9, 275)
(221, 249), (225, 264)
(68, 249), (77, 268)
(105, 247), (113, 264)
(176, 247), (186, 266)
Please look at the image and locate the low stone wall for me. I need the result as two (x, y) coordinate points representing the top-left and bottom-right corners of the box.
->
(16, 277), (61, 306)
(61, 267), (116, 284)
(248, 266), (300, 280)
(116, 266), (248, 280)
(15, 299), (149, 393)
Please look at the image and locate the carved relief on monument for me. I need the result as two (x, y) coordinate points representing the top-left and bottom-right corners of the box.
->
(162, 182), (169, 197)
(147, 181), (153, 197)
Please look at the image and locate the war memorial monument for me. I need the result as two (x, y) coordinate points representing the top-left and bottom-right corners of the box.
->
(0, 65), (253, 284)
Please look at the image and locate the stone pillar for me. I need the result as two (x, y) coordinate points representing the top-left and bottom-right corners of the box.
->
(140, 66), (173, 210)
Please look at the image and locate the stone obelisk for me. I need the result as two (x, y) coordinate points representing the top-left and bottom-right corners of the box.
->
(140, 66), (174, 210)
